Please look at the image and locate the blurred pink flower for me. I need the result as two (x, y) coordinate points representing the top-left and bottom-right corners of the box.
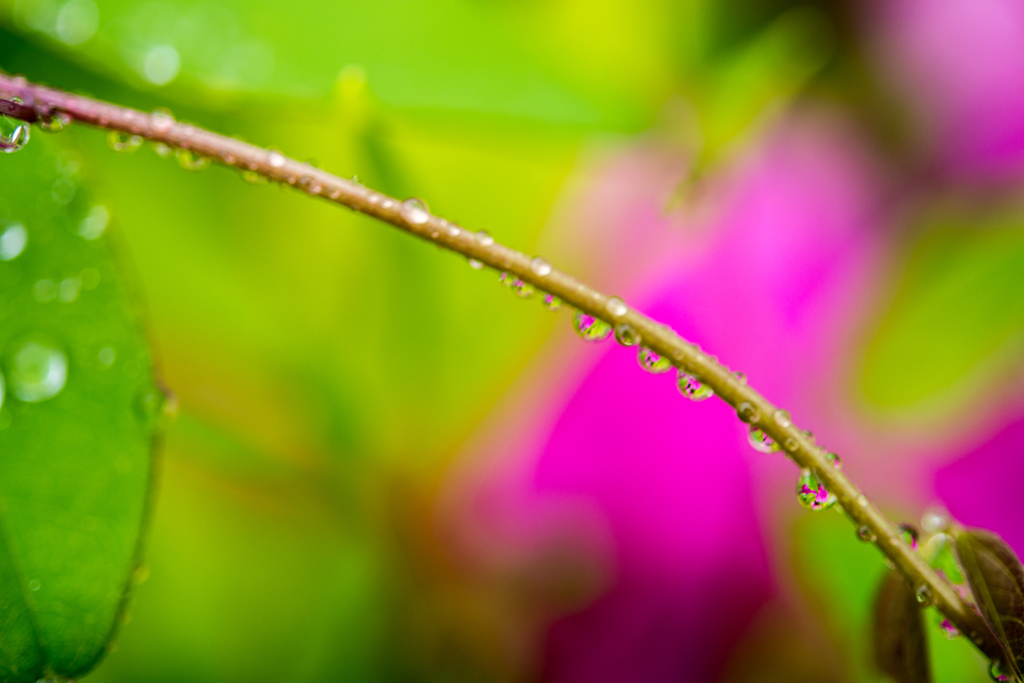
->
(448, 109), (889, 681)
(874, 0), (1024, 182)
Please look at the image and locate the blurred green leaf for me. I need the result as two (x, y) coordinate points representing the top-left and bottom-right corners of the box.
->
(0, 128), (159, 680)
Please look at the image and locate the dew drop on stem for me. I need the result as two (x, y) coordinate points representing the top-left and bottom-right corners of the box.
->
(796, 469), (836, 510)
(107, 130), (142, 153)
(915, 584), (933, 606)
(605, 296), (627, 318)
(857, 525), (877, 543)
(677, 371), (713, 401)
(896, 523), (919, 551)
(637, 347), (671, 373)
(38, 111), (71, 132)
(737, 402), (760, 424)
(177, 149), (210, 171)
(748, 425), (778, 453)
(467, 259), (483, 270)
(401, 198), (430, 225)
(475, 231), (494, 247)
(614, 324), (639, 347)
(542, 294), (562, 312)
(572, 311), (611, 342)
(0, 118), (30, 153)
(530, 257), (551, 277)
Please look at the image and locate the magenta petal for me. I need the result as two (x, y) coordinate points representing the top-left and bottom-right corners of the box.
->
(936, 415), (1024, 555)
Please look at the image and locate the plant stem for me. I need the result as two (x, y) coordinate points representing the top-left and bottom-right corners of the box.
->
(0, 72), (1001, 662)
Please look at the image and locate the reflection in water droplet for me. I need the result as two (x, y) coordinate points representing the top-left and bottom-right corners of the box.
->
(749, 426), (778, 453)
(733, 371), (747, 385)
(572, 311), (611, 342)
(939, 618), (961, 640)
(177, 149), (210, 171)
(823, 452), (842, 470)
(151, 108), (175, 132)
(267, 150), (286, 168)
(915, 584), (933, 606)
(677, 371), (713, 401)
(152, 142), (173, 158)
(0, 223), (27, 260)
(107, 130), (142, 153)
(637, 347), (671, 373)
(467, 259), (483, 270)
(605, 296), (627, 318)
(737, 402), (760, 424)
(896, 524), (920, 551)
(773, 410), (791, 427)
(401, 198), (430, 225)
(783, 437), (798, 452)
(98, 346), (116, 367)
(542, 294), (562, 312)
(530, 257), (551, 277)
(796, 469), (837, 510)
(0, 119), (30, 153)
(614, 324), (639, 347)
(242, 170), (267, 185)
(78, 205), (109, 240)
(39, 112), (72, 133)
(921, 508), (950, 534)
(857, 525), (877, 542)
(7, 340), (67, 402)
(34, 280), (57, 302)
(475, 231), (494, 247)
(991, 660), (1012, 682)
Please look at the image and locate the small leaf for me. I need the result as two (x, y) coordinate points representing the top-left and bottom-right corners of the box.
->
(0, 134), (161, 678)
(873, 569), (932, 683)
(955, 529), (1024, 679)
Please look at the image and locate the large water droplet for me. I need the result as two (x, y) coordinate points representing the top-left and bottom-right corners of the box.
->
(773, 410), (791, 427)
(267, 150), (286, 168)
(543, 294), (562, 312)
(0, 118), (30, 153)
(401, 198), (430, 225)
(796, 469), (837, 510)
(530, 257), (552, 277)
(7, 339), (68, 402)
(615, 324), (639, 347)
(857, 525), (877, 543)
(107, 130), (142, 153)
(749, 425), (779, 453)
(737, 402), (760, 424)
(677, 371), (713, 401)
(572, 311), (611, 342)
(177, 149), (210, 171)
(990, 660), (1013, 682)
(78, 205), (109, 240)
(637, 347), (671, 373)
(0, 223), (28, 260)
(605, 296), (627, 318)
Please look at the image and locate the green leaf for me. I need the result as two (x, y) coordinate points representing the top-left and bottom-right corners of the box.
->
(0, 129), (160, 680)
(955, 529), (1024, 680)
(872, 569), (932, 683)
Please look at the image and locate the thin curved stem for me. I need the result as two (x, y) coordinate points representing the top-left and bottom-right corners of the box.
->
(0, 72), (1001, 663)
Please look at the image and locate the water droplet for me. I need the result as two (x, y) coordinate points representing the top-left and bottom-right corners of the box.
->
(783, 437), (799, 452)
(803, 429), (816, 443)
(150, 107), (175, 132)
(796, 469), (837, 510)
(58, 278), (80, 302)
(38, 111), (72, 132)
(921, 508), (950, 533)
(0, 223), (27, 260)
(543, 294), (562, 312)
(823, 452), (842, 470)
(897, 524), (920, 551)
(572, 311), (611, 342)
(242, 170), (267, 184)
(7, 340), (67, 402)
(637, 347), (671, 373)
(737, 402), (760, 424)
(614, 324), (639, 347)
(475, 231), (494, 247)
(152, 142), (173, 158)
(28, 579), (40, 591)
(513, 281), (534, 298)
(298, 176), (322, 195)
(773, 410), (791, 427)
(677, 371), (713, 401)
(468, 259), (483, 270)
(401, 198), (430, 225)
(177, 149), (210, 171)
(749, 425), (779, 453)
(732, 371), (747, 385)
(107, 130), (142, 153)
(939, 618), (961, 640)
(857, 494), (868, 507)
(78, 205), (109, 240)
(0, 119), (30, 153)
(605, 296), (627, 318)
(915, 584), (933, 606)
(991, 660), (1013, 682)
(857, 526), (877, 543)
(34, 279), (57, 302)
(267, 150), (286, 168)
(531, 257), (552, 277)
(98, 346), (116, 367)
